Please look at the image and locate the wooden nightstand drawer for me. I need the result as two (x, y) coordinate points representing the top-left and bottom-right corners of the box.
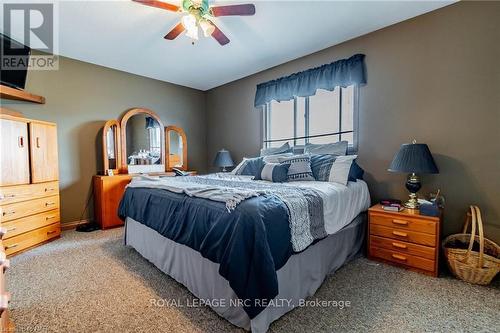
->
(370, 246), (435, 272)
(370, 235), (435, 260)
(370, 213), (437, 235)
(370, 224), (436, 247)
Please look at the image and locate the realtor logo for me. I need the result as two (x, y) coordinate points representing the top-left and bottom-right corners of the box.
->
(1, 2), (59, 70)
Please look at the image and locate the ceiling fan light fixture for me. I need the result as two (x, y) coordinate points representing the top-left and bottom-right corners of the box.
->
(181, 13), (197, 31)
(185, 26), (199, 40)
(200, 19), (215, 37)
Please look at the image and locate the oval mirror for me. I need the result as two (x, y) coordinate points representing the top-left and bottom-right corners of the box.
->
(166, 126), (187, 171)
(120, 108), (165, 174)
(102, 120), (121, 174)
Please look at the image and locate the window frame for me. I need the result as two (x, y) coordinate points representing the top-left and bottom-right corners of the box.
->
(262, 86), (359, 153)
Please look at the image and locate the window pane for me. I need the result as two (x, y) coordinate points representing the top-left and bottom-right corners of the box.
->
(308, 89), (340, 140)
(309, 134), (339, 145)
(341, 86), (354, 132)
(296, 97), (306, 146)
(269, 100), (294, 143)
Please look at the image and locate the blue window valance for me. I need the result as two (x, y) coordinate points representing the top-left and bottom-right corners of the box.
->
(254, 53), (366, 108)
(145, 116), (160, 129)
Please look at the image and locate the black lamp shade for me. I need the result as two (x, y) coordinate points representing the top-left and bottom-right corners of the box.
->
(388, 143), (439, 174)
(214, 149), (234, 168)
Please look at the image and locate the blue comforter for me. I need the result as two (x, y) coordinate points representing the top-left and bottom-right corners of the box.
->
(118, 187), (293, 319)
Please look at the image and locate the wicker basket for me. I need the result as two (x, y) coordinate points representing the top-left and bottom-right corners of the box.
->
(442, 206), (500, 285)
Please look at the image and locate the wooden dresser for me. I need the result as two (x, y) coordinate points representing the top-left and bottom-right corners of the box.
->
(0, 114), (61, 257)
(368, 204), (441, 277)
(0, 239), (13, 332)
(93, 172), (196, 229)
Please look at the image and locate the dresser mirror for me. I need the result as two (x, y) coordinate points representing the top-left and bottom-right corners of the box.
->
(120, 108), (165, 174)
(102, 120), (121, 174)
(166, 125), (188, 171)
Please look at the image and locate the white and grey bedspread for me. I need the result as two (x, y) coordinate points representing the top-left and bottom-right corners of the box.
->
(128, 174), (328, 252)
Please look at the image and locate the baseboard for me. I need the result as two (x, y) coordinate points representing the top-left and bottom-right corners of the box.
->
(61, 219), (90, 231)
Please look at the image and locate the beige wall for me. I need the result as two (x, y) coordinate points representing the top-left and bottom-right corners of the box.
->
(206, 2), (500, 241)
(3, 56), (207, 224)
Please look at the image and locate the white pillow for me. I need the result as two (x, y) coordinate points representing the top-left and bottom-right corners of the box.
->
(263, 152), (294, 163)
(328, 155), (357, 185)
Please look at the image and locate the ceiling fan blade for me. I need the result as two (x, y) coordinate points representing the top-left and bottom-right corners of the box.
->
(210, 4), (255, 17)
(164, 23), (185, 40)
(211, 25), (230, 46)
(132, 0), (180, 12)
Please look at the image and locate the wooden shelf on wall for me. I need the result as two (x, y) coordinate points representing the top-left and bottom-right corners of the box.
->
(0, 84), (45, 104)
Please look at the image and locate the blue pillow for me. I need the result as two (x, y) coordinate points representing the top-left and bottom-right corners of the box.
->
(348, 160), (364, 182)
(256, 163), (290, 183)
(233, 157), (264, 177)
(310, 154), (364, 182)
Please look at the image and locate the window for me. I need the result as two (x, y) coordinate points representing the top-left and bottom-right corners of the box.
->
(148, 127), (161, 157)
(263, 86), (358, 151)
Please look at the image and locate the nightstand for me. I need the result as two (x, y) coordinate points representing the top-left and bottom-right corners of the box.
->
(368, 204), (442, 277)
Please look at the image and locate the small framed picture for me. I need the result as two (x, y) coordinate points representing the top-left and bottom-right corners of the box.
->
(106, 169), (114, 176)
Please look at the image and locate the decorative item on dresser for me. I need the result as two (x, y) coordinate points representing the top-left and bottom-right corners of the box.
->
(368, 204), (442, 277)
(93, 108), (195, 230)
(0, 114), (61, 257)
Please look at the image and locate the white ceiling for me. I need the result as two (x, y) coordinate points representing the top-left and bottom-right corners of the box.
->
(3, 1), (454, 90)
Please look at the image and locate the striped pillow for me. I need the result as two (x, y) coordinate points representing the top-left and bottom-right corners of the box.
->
(257, 163), (290, 183)
(310, 154), (357, 185)
(279, 155), (315, 182)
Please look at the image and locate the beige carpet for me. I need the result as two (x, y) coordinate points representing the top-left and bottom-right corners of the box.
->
(8, 228), (500, 333)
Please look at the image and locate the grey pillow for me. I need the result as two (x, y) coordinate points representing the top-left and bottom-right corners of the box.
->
(260, 142), (292, 157)
(279, 155), (315, 182)
(304, 141), (348, 156)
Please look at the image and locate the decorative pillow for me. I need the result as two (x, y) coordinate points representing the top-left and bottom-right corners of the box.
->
(348, 160), (364, 182)
(257, 163), (290, 183)
(260, 142), (292, 157)
(232, 157), (264, 177)
(263, 152), (294, 163)
(310, 154), (358, 185)
(304, 141), (348, 156)
(279, 155), (315, 182)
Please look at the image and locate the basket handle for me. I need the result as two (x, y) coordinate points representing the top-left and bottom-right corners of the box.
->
(473, 206), (485, 268)
(461, 206), (477, 264)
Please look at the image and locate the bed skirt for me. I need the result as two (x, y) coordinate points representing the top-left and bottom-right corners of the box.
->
(125, 213), (366, 332)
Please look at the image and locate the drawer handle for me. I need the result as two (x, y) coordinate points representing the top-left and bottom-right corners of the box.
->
(5, 243), (18, 250)
(392, 254), (407, 261)
(36, 137), (41, 148)
(0, 194), (15, 200)
(392, 230), (408, 237)
(45, 188), (55, 192)
(47, 230), (58, 235)
(6, 226), (16, 232)
(18, 136), (25, 148)
(392, 219), (409, 226)
(2, 211), (15, 216)
(46, 202), (56, 206)
(392, 242), (407, 249)
(46, 215), (56, 220)
(1, 259), (10, 272)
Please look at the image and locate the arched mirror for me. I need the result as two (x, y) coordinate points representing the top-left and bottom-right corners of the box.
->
(120, 108), (165, 174)
(102, 120), (121, 174)
(166, 126), (187, 171)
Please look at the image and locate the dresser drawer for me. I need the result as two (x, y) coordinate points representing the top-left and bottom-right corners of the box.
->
(3, 223), (60, 256)
(0, 181), (58, 205)
(370, 246), (435, 272)
(0, 195), (59, 223)
(370, 213), (437, 235)
(370, 235), (436, 260)
(370, 224), (436, 247)
(2, 209), (60, 239)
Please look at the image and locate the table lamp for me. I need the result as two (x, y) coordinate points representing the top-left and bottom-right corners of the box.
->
(388, 140), (439, 209)
(214, 149), (234, 172)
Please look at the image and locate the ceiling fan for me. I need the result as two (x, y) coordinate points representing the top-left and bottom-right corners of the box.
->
(133, 0), (256, 46)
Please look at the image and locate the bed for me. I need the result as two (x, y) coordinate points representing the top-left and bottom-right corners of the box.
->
(119, 174), (370, 332)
